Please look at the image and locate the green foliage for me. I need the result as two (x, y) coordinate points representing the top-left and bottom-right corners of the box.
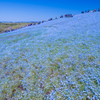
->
(88, 56), (95, 62)
(22, 58), (28, 62)
(38, 48), (41, 52)
(62, 38), (67, 43)
(79, 83), (85, 92)
(3, 64), (7, 68)
(48, 44), (51, 48)
(0, 22), (31, 33)
(50, 63), (60, 70)
(55, 58), (62, 63)
(64, 46), (68, 50)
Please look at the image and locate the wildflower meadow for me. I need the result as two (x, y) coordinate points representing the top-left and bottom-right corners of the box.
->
(0, 12), (100, 100)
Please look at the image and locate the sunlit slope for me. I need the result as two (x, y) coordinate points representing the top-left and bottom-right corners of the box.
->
(0, 12), (100, 99)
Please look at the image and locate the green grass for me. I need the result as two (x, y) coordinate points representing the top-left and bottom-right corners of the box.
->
(0, 22), (33, 33)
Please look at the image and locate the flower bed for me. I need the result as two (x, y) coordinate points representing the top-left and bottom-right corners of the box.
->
(0, 12), (100, 100)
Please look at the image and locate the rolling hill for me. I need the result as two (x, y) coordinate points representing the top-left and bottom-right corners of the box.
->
(0, 12), (100, 99)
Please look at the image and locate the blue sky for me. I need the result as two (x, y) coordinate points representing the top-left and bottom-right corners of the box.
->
(0, 0), (100, 22)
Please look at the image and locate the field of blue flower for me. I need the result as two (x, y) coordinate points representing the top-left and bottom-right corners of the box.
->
(0, 12), (100, 100)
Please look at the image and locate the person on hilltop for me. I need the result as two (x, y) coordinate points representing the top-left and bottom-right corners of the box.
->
(81, 11), (84, 13)
(91, 10), (93, 12)
(94, 9), (97, 12)
(48, 18), (53, 21)
(42, 21), (44, 23)
(60, 15), (63, 18)
(38, 22), (41, 24)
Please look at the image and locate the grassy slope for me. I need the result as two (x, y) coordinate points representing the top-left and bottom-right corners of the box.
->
(0, 22), (32, 32)
(0, 12), (100, 99)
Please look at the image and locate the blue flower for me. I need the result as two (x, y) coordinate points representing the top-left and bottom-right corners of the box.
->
(98, 79), (100, 85)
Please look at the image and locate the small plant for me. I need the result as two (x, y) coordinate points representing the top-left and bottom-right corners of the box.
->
(79, 83), (85, 92)
(88, 56), (95, 62)
(3, 64), (7, 68)
(22, 58), (28, 62)
(48, 44), (51, 48)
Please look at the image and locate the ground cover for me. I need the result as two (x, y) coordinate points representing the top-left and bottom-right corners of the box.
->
(0, 12), (100, 100)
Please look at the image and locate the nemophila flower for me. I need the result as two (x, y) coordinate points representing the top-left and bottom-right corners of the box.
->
(98, 79), (100, 85)
(0, 12), (100, 99)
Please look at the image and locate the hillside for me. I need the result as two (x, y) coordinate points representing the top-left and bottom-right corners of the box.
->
(0, 12), (100, 99)
(0, 22), (36, 33)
